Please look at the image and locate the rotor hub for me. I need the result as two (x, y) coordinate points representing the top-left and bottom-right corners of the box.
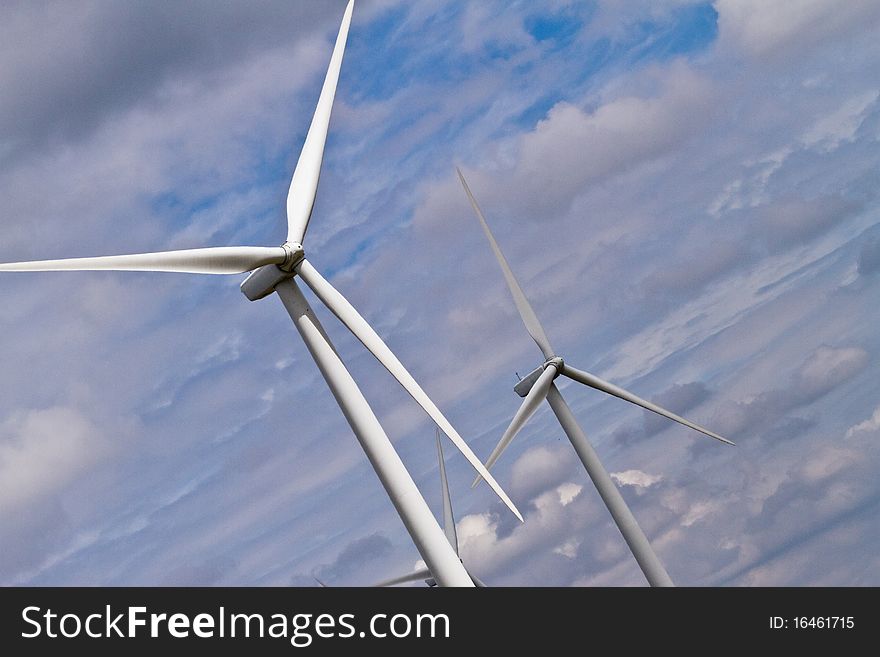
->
(543, 356), (564, 373)
(280, 241), (305, 272)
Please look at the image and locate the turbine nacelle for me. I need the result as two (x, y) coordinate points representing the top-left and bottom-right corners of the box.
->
(240, 241), (304, 301)
(514, 364), (545, 398)
(514, 357), (562, 397)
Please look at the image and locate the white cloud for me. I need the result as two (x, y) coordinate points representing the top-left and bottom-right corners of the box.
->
(506, 63), (714, 216)
(611, 469), (663, 489)
(509, 445), (575, 499)
(802, 90), (879, 152)
(845, 407), (880, 439)
(800, 445), (857, 483)
(681, 499), (719, 527)
(456, 512), (499, 554)
(795, 345), (869, 398)
(715, 0), (880, 57)
(554, 538), (580, 559)
(557, 482), (583, 506)
(457, 481), (596, 582)
(0, 407), (107, 513)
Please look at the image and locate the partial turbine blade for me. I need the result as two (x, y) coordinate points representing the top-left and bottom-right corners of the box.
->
(286, 0), (355, 244)
(0, 246), (287, 275)
(373, 567), (433, 587)
(562, 364), (735, 446)
(436, 429), (458, 554)
(456, 167), (555, 360)
(473, 364), (557, 487)
(296, 258), (523, 522)
(313, 577), (329, 588)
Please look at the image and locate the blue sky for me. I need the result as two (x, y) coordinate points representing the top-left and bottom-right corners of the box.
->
(1, 0), (879, 586)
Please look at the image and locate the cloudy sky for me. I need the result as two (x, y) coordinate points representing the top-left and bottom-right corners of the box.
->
(1, 0), (879, 587)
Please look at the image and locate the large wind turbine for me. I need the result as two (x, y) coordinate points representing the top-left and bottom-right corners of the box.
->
(372, 429), (487, 587)
(0, 0), (523, 588)
(457, 168), (734, 587)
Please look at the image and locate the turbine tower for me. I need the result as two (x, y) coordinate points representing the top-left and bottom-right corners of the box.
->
(457, 168), (734, 587)
(0, 1), (523, 588)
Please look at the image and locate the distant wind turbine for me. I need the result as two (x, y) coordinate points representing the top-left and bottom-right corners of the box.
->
(0, 0), (523, 588)
(373, 429), (486, 587)
(456, 167), (734, 587)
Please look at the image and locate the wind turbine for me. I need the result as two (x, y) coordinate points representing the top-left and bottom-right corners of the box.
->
(456, 168), (734, 587)
(372, 429), (487, 587)
(0, 0), (523, 588)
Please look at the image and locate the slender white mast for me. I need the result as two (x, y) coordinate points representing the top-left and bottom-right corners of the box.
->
(276, 279), (473, 587)
(545, 384), (673, 586)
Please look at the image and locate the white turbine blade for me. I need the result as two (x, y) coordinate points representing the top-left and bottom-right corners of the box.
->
(296, 258), (523, 522)
(0, 246), (286, 275)
(472, 364), (556, 487)
(286, 0), (354, 244)
(562, 364), (735, 446)
(456, 167), (555, 360)
(313, 577), (329, 588)
(372, 567), (433, 587)
(435, 428), (458, 554)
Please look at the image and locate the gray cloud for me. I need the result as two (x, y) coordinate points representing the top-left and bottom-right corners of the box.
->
(313, 533), (393, 584)
(760, 416), (817, 445)
(721, 411), (880, 585)
(0, 0), (344, 160)
(704, 344), (869, 446)
(161, 556), (238, 586)
(0, 497), (72, 579)
(857, 236), (880, 275)
(714, 0), (880, 59)
(614, 381), (711, 446)
(751, 195), (863, 253)
(646, 383), (711, 433)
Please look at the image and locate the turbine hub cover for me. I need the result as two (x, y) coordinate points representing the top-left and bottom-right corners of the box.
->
(280, 241), (305, 272)
(544, 356), (564, 373)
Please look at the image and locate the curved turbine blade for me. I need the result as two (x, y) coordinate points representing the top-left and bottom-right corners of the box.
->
(373, 567), (433, 587)
(296, 258), (523, 522)
(456, 167), (555, 360)
(286, 0), (355, 244)
(0, 246), (286, 275)
(436, 429), (458, 554)
(562, 364), (735, 446)
(473, 364), (557, 487)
